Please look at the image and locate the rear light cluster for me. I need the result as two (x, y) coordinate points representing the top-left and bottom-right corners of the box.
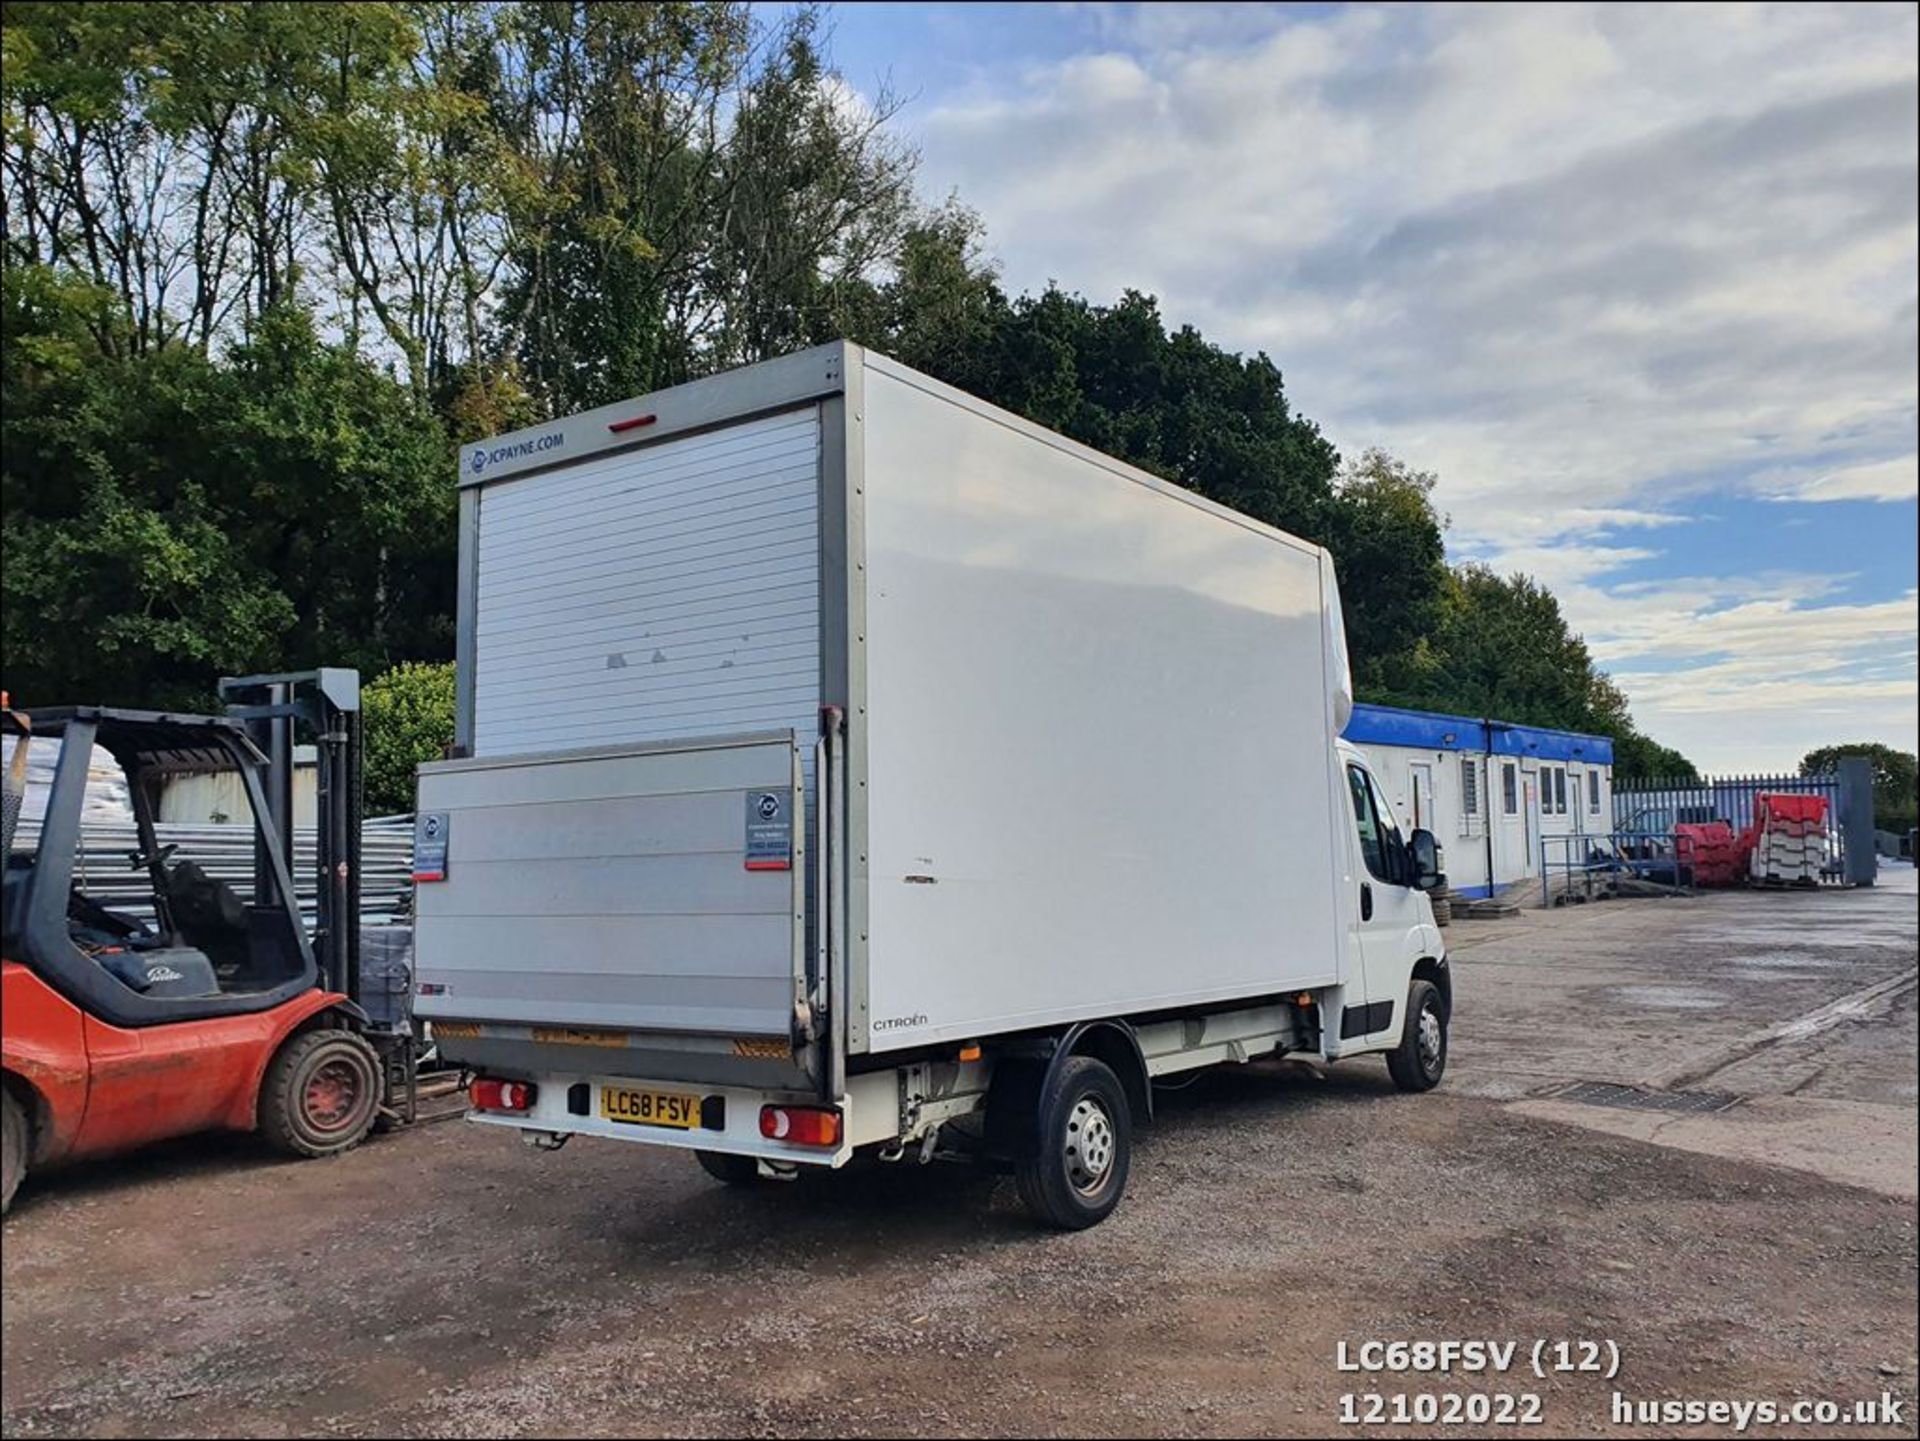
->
(471, 1078), (537, 1113)
(759, 1104), (841, 1148)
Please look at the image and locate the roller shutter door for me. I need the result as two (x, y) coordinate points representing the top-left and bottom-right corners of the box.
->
(471, 408), (823, 760)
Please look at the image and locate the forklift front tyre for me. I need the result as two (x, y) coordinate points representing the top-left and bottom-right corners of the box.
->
(2, 1088), (26, 1215)
(259, 1030), (382, 1158)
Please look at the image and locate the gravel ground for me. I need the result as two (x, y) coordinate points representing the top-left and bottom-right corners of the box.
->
(3, 877), (1916, 1438)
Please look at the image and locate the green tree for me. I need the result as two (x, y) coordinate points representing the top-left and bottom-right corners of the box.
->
(3, 267), (295, 705)
(702, 9), (915, 367)
(2, 277), (453, 706)
(1, 1), (377, 349)
(361, 659), (454, 814)
(1604, 729), (1699, 782)
(1800, 742), (1917, 832)
(1385, 565), (1597, 726)
(848, 198), (1005, 383)
(493, 2), (915, 411)
(1320, 448), (1448, 694)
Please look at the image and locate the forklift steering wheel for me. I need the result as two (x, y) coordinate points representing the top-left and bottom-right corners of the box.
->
(127, 842), (180, 872)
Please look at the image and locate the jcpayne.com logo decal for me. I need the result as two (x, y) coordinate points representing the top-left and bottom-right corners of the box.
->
(469, 429), (565, 475)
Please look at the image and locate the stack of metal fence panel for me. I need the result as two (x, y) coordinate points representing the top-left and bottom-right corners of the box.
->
(1748, 793), (1827, 886)
(14, 815), (416, 928)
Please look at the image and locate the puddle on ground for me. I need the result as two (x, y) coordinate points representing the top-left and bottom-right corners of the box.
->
(1603, 986), (1728, 1010)
(1732, 928), (1895, 951)
(1721, 953), (1846, 971)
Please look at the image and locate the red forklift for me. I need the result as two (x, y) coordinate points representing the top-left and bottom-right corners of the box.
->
(1, 670), (413, 1213)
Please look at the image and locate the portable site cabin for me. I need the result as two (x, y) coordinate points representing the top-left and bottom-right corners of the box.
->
(1342, 703), (1614, 898)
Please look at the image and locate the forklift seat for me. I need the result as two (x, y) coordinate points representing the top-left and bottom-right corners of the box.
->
(95, 946), (222, 999)
(162, 859), (252, 973)
(164, 859), (248, 931)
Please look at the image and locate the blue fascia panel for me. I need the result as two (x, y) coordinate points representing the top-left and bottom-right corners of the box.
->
(1345, 702), (1613, 767)
(1486, 724), (1613, 767)
(1342, 703), (1485, 753)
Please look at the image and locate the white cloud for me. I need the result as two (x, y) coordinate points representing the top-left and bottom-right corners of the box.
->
(1592, 589), (1917, 671)
(880, 1), (1919, 769)
(1754, 455), (1920, 504)
(1551, 577), (1916, 771)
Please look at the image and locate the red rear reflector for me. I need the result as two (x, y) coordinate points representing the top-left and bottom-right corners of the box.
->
(759, 1104), (841, 1147)
(472, 1078), (536, 1113)
(608, 413), (657, 433)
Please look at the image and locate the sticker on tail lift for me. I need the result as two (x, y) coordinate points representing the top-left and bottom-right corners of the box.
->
(744, 789), (793, 871)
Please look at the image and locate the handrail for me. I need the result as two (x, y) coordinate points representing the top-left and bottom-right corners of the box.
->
(1539, 829), (1697, 907)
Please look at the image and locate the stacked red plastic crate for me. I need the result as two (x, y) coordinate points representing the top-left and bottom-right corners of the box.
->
(1675, 820), (1741, 886)
(1748, 793), (1828, 885)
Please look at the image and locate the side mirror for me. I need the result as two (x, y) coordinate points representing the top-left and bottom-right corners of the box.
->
(1408, 828), (1443, 891)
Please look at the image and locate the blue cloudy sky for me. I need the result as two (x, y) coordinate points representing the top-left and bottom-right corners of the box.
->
(807, 1), (1917, 772)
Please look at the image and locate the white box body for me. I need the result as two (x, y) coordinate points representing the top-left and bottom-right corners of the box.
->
(857, 363), (1345, 1049)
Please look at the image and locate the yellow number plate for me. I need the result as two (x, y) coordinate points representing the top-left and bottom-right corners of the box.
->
(600, 1086), (700, 1129)
(532, 1026), (628, 1048)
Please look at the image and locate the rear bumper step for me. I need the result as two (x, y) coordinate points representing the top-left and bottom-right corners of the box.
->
(469, 1069), (904, 1167)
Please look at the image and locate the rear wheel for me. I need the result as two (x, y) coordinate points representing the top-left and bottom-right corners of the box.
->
(1386, 979), (1448, 1092)
(2, 1089), (27, 1216)
(259, 1030), (382, 1157)
(1014, 1056), (1131, 1230)
(695, 1150), (761, 1186)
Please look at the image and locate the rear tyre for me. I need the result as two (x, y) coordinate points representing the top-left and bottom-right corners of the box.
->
(2, 1089), (27, 1216)
(1014, 1056), (1131, 1230)
(695, 1150), (761, 1186)
(259, 1030), (382, 1158)
(1386, 979), (1448, 1092)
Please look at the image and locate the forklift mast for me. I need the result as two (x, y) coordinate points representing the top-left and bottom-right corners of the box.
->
(217, 670), (363, 1007)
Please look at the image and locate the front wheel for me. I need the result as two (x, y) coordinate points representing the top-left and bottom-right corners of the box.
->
(1386, 978), (1448, 1092)
(258, 1029), (383, 1157)
(1014, 1056), (1132, 1230)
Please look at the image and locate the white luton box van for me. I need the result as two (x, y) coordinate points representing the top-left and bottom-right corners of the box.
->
(414, 342), (1450, 1228)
